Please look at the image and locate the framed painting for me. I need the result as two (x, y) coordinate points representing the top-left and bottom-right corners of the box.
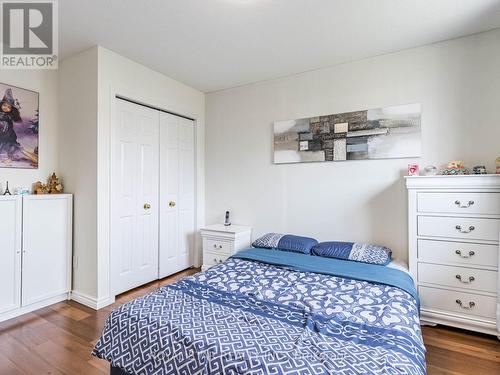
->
(274, 103), (421, 164)
(0, 82), (39, 169)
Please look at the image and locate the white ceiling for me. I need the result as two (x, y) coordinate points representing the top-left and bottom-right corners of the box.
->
(59, 0), (500, 92)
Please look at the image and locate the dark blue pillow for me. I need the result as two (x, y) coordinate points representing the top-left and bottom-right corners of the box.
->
(312, 241), (392, 265)
(252, 233), (318, 254)
(311, 241), (353, 258)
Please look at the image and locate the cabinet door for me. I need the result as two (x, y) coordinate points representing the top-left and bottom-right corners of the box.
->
(22, 195), (72, 306)
(159, 112), (195, 278)
(112, 99), (160, 295)
(0, 196), (22, 314)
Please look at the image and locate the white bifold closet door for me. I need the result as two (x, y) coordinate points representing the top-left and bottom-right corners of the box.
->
(112, 99), (195, 295)
(113, 99), (160, 295)
(159, 112), (195, 278)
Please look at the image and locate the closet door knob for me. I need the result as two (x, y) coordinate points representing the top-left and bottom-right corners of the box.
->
(169, 201), (176, 207)
(143, 203), (151, 210)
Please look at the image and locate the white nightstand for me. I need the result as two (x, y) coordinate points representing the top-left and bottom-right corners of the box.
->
(201, 224), (252, 271)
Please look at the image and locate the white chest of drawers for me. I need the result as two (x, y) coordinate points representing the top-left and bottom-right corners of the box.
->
(406, 175), (500, 337)
(201, 224), (252, 271)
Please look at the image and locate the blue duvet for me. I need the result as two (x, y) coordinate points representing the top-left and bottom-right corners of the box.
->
(93, 249), (425, 374)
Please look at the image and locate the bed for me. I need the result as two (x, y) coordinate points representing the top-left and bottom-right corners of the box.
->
(93, 248), (426, 374)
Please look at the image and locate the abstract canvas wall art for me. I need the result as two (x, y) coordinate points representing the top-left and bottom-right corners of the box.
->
(0, 83), (39, 169)
(273, 103), (421, 164)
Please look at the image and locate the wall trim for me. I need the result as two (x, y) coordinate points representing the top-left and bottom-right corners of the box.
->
(71, 290), (115, 310)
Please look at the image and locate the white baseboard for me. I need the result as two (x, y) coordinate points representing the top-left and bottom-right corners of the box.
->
(0, 292), (70, 323)
(71, 290), (115, 310)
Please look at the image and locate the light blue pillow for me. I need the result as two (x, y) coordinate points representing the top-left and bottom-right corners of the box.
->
(311, 241), (392, 265)
(252, 233), (318, 254)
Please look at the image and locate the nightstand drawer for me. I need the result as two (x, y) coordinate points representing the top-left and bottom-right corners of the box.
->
(418, 192), (500, 215)
(203, 238), (231, 255)
(419, 286), (497, 320)
(418, 239), (498, 268)
(203, 252), (228, 266)
(418, 263), (497, 293)
(418, 216), (499, 241)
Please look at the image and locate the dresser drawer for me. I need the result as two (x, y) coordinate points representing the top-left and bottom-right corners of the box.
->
(203, 238), (231, 255)
(418, 263), (497, 293)
(419, 286), (497, 319)
(203, 252), (228, 266)
(418, 192), (500, 215)
(418, 239), (498, 268)
(418, 216), (500, 241)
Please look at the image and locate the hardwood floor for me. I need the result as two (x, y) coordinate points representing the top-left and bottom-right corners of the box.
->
(1, 268), (499, 374)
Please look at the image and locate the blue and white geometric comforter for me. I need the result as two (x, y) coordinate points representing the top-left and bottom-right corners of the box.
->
(93, 257), (425, 374)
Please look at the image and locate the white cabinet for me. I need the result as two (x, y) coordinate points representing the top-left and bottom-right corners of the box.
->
(0, 196), (22, 315)
(201, 224), (252, 271)
(406, 175), (500, 337)
(0, 194), (72, 323)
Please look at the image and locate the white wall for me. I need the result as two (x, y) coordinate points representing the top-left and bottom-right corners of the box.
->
(205, 29), (500, 262)
(96, 47), (205, 304)
(59, 46), (205, 307)
(0, 70), (59, 191)
(59, 47), (98, 298)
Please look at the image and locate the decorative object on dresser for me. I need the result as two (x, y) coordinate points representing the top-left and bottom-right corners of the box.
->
(496, 157), (500, 174)
(472, 165), (487, 175)
(423, 165), (438, 176)
(201, 224), (251, 271)
(0, 194), (73, 323)
(408, 164), (419, 176)
(442, 160), (470, 175)
(406, 175), (500, 338)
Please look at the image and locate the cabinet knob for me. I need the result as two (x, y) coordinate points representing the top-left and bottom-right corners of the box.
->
(454, 200), (474, 208)
(169, 201), (176, 207)
(455, 225), (475, 233)
(143, 203), (151, 210)
(455, 274), (475, 283)
(456, 299), (475, 309)
(455, 249), (475, 258)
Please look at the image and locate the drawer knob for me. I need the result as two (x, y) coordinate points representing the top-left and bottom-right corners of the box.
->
(455, 225), (475, 233)
(454, 200), (474, 208)
(455, 299), (475, 309)
(455, 250), (475, 258)
(455, 274), (475, 283)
